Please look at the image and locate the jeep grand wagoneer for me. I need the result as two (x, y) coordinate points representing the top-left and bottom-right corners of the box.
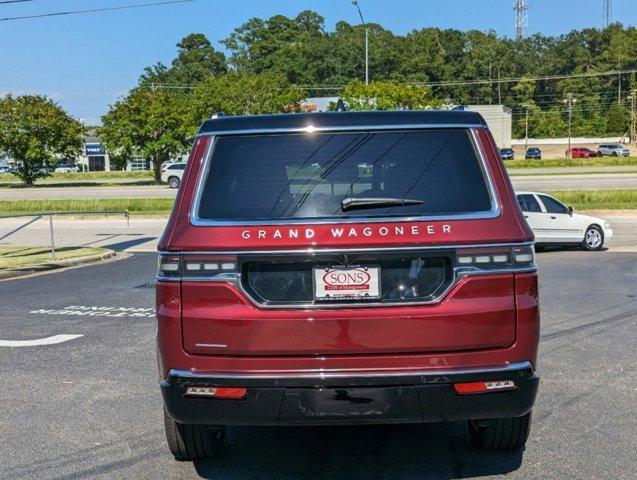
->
(157, 110), (540, 460)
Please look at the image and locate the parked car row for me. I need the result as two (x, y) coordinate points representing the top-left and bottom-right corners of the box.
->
(0, 164), (81, 173)
(498, 147), (543, 160)
(500, 143), (631, 160)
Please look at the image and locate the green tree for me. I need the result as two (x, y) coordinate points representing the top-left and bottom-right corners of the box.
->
(189, 73), (306, 121)
(140, 34), (227, 88)
(170, 33), (227, 83)
(0, 94), (85, 186)
(341, 80), (439, 111)
(605, 102), (629, 135)
(100, 87), (193, 185)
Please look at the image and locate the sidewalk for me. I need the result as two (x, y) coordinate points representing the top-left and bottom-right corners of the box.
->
(0, 217), (166, 252)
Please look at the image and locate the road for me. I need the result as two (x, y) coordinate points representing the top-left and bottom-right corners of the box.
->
(511, 173), (637, 191)
(1, 173), (636, 200)
(2, 211), (636, 253)
(0, 251), (636, 479)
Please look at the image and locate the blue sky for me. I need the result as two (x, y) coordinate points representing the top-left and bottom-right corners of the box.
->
(1, 0), (635, 124)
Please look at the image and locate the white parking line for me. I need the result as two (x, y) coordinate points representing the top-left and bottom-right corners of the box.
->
(0, 334), (84, 347)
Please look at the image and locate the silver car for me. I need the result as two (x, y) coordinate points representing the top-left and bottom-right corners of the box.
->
(597, 144), (630, 157)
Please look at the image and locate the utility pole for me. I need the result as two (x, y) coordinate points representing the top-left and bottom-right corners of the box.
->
(525, 108), (529, 150)
(497, 67), (502, 104)
(563, 93), (577, 151)
(629, 90), (637, 145)
(513, 0), (529, 40)
(352, 0), (369, 85)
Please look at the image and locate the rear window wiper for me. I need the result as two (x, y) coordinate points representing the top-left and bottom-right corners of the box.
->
(341, 197), (423, 212)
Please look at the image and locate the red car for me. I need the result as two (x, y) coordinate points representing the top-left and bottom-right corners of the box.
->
(157, 110), (540, 461)
(566, 147), (598, 158)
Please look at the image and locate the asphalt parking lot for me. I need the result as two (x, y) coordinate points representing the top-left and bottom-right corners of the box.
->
(0, 251), (635, 479)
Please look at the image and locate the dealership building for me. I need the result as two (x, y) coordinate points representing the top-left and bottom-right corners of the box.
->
(465, 105), (513, 148)
(76, 136), (111, 171)
(76, 135), (154, 171)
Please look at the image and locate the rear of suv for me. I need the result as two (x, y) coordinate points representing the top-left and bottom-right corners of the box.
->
(161, 162), (187, 188)
(157, 110), (540, 461)
(597, 143), (630, 157)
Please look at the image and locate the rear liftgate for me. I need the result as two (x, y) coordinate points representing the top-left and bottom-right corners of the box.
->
(158, 244), (534, 357)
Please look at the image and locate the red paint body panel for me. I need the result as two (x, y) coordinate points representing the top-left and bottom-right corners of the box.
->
(181, 274), (515, 356)
(156, 125), (539, 383)
(157, 276), (539, 377)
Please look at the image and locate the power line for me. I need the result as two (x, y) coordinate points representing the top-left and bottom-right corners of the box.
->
(0, 0), (35, 4)
(0, 0), (193, 22)
(148, 69), (637, 93)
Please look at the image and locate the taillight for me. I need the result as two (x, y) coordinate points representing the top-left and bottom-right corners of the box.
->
(512, 244), (536, 270)
(454, 244), (535, 273)
(453, 380), (516, 394)
(158, 255), (181, 278)
(455, 246), (513, 272)
(157, 254), (239, 280)
(185, 386), (247, 399)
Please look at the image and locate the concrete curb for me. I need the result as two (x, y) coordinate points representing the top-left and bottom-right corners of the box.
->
(0, 249), (116, 280)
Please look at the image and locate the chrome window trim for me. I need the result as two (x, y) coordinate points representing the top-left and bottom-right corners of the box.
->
(195, 123), (485, 138)
(156, 242), (537, 308)
(167, 361), (533, 381)
(189, 126), (500, 227)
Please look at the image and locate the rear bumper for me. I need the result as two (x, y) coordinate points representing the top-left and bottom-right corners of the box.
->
(161, 361), (539, 426)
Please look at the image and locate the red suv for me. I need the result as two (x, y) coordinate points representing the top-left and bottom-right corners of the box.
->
(157, 111), (540, 461)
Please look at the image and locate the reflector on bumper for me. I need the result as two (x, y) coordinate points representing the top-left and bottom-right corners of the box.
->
(453, 380), (516, 394)
(185, 386), (247, 399)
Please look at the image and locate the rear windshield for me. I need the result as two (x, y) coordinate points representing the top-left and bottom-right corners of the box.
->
(196, 129), (493, 222)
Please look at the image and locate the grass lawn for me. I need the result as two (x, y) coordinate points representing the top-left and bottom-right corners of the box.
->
(0, 190), (635, 216)
(0, 245), (108, 270)
(0, 198), (174, 216)
(503, 157), (637, 169)
(0, 171), (153, 183)
(547, 189), (637, 210)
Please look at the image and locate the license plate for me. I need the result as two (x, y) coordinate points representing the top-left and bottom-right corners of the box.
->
(313, 265), (381, 300)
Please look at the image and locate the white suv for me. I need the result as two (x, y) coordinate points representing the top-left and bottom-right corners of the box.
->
(161, 162), (187, 188)
(597, 144), (630, 157)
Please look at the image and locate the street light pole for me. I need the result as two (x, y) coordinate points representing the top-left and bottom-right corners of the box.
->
(352, 0), (369, 85)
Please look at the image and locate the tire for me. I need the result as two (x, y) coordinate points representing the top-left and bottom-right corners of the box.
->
(582, 224), (604, 251)
(612, 151), (618, 156)
(168, 176), (181, 189)
(468, 412), (532, 451)
(163, 408), (225, 461)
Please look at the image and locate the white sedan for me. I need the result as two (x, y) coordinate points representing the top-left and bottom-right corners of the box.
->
(516, 192), (613, 251)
